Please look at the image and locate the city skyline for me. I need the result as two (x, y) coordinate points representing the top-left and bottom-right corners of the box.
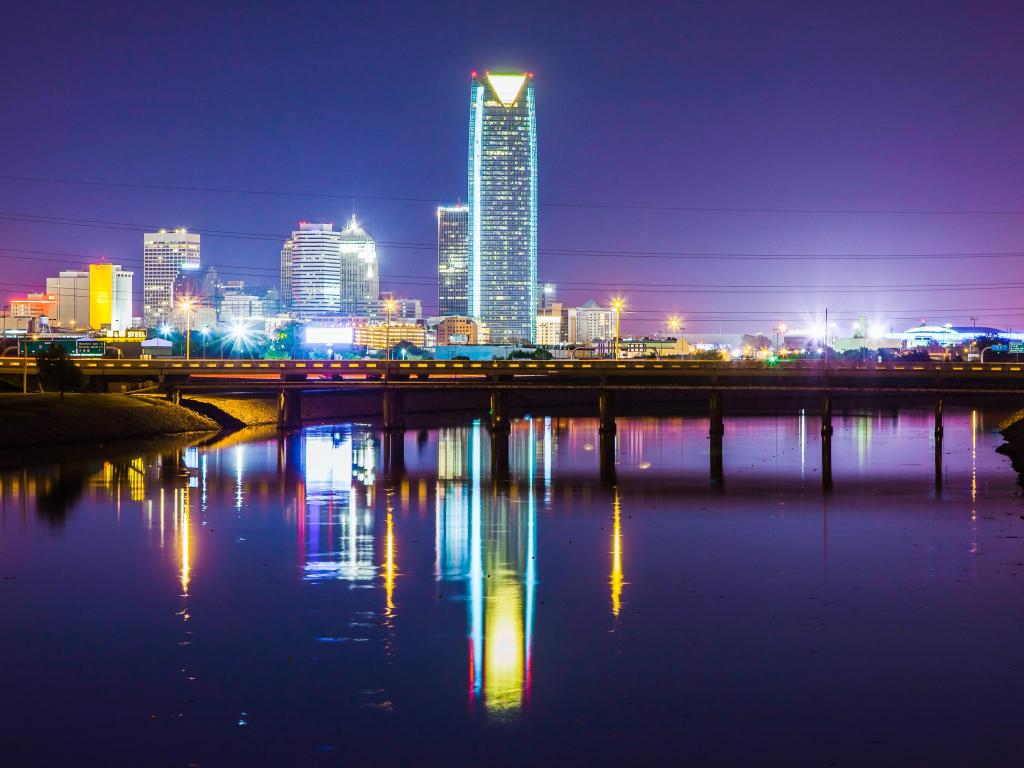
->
(2, 4), (1024, 336)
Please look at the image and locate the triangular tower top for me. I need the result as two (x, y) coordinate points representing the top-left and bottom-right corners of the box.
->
(485, 73), (528, 106)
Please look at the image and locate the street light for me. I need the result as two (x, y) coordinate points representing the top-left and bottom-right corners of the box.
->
(384, 299), (398, 364)
(611, 298), (625, 360)
(179, 297), (195, 359)
(200, 326), (210, 358)
(227, 319), (252, 358)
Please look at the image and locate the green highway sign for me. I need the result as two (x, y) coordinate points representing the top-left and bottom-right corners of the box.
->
(74, 339), (105, 357)
(1010, 341), (1024, 354)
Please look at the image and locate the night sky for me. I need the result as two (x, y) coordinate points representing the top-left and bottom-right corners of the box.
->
(2, 1), (1023, 335)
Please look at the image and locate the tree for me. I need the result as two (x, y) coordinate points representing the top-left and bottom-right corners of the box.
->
(265, 321), (304, 359)
(36, 343), (84, 399)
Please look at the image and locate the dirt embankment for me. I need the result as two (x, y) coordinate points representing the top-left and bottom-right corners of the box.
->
(0, 393), (219, 447)
(998, 409), (1024, 479)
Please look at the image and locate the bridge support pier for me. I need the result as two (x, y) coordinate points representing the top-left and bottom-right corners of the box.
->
(167, 387), (181, 406)
(599, 389), (616, 435)
(382, 430), (406, 479)
(934, 397), (944, 487)
(383, 389), (405, 431)
(599, 428), (617, 486)
(821, 391), (833, 492)
(277, 389), (302, 430)
(710, 391), (724, 486)
(490, 426), (510, 481)
(489, 389), (510, 432)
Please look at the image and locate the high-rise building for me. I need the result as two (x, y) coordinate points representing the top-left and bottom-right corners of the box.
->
(468, 72), (538, 344)
(279, 240), (293, 311)
(573, 299), (616, 343)
(437, 204), (469, 316)
(339, 216), (379, 317)
(369, 292), (422, 321)
(88, 263), (133, 332)
(143, 229), (200, 328)
(283, 222), (342, 319)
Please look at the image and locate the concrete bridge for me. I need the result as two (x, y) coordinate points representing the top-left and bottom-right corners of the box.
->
(4, 356), (1021, 489)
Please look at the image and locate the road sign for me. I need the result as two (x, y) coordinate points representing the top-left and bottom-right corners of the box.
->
(989, 343), (1009, 353)
(1010, 341), (1024, 354)
(74, 339), (105, 357)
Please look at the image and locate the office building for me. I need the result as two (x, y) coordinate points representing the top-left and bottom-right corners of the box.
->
(279, 240), (294, 311)
(370, 292), (422, 321)
(143, 229), (200, 328)
(46, 271), (90, 329)
(11, 293), (58, 320)
(435, 315), (485, 346)
(354, 321), (427, 352)
(468, 72), (538, 343)
(437, 204), (469, 316)
(339, 216), (379, 317)
(88, 264), (133, 333)
(220, 293), (265, 324)
(283, 222), (342, 319)
(536, 313), (561, 345)
(574, 299), (616, 343)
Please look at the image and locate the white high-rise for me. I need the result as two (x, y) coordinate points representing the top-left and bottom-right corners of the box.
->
(339, 216), (379, 317)
(143, 229), (200, 328)
(45, 271), (90, 329)
(282, 222), (343, 319)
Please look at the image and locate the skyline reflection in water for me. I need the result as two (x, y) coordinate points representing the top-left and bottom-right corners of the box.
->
(2, 407), (1023, 765)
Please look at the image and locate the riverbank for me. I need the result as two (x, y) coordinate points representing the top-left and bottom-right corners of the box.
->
(998, 409), (1024, 480)
(0, 393), (219, 448)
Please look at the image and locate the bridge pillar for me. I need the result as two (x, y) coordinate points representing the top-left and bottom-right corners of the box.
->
(167, 387), (181, 406)
(821, 391), (833, 492)
(934, 397), (944, 487)
(489, 389), (510, 433)
(490, 427), (510, 481)
(383, 389), (405, 431)
(277, 389), (302, 430)
(710, 391), (724, 486)
(599, 428), (617, 485)
(382, 430), (406, 479)
(599, 389), (616, 435)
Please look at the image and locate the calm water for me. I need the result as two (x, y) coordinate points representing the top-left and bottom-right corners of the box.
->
(3, 408), (1024, 766)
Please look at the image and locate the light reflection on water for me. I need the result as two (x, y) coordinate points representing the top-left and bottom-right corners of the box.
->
(2, 407), (1024, 764)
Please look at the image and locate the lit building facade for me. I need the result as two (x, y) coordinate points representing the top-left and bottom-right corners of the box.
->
(143, 229), (200, 328)
(468, 72), (538, 344)
(11, 293), (57, 320)
(279, 240), (293, 311)
(283, 222), (342, 320)
(437, 204), (469, 316)
(435, 315), (484, 345)
(536, 313), (561, 346)
(339, 216), (379, 317)
(88, 263), (133, 332)
(354, 321), (427, 352)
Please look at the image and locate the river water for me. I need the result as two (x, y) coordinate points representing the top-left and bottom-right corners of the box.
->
(2, 407), (1023, 766)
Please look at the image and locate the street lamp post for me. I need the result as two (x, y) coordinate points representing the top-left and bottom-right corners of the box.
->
(611, 299), (624, 360)
(384, 299), (397, 383)
(180, 298), (195, 360)
(200, 327), (209, 358)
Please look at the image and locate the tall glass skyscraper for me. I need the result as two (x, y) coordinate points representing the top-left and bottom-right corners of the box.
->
(437, 204), (469, 316)
(282, 222), (342, 319)
(338, 216), (379, 317)
(468, 72), (537, 343)
(143, 229), (200, 328)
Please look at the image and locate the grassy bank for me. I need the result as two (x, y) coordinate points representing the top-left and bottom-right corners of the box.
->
(0, 393), (219, 447)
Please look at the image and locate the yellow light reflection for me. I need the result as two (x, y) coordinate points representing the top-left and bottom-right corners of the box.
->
(384, 510), (396, 616)
(484, 578), (524, 714)
(179, 488), (191, 595)
(611, 488), (623, 617)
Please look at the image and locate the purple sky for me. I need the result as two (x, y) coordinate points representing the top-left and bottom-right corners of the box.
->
(2, 0), (1023, 334)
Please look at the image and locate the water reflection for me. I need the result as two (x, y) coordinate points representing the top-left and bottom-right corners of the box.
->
(5, 408), (1024, 765)
(436, 421), (537, 717)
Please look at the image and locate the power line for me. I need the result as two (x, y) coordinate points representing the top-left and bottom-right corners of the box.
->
(3, 211), (1024, 263)
(4, 173), (1024, 216)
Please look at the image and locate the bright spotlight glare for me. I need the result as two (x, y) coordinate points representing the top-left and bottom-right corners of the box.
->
(869, 324), (886, 338)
